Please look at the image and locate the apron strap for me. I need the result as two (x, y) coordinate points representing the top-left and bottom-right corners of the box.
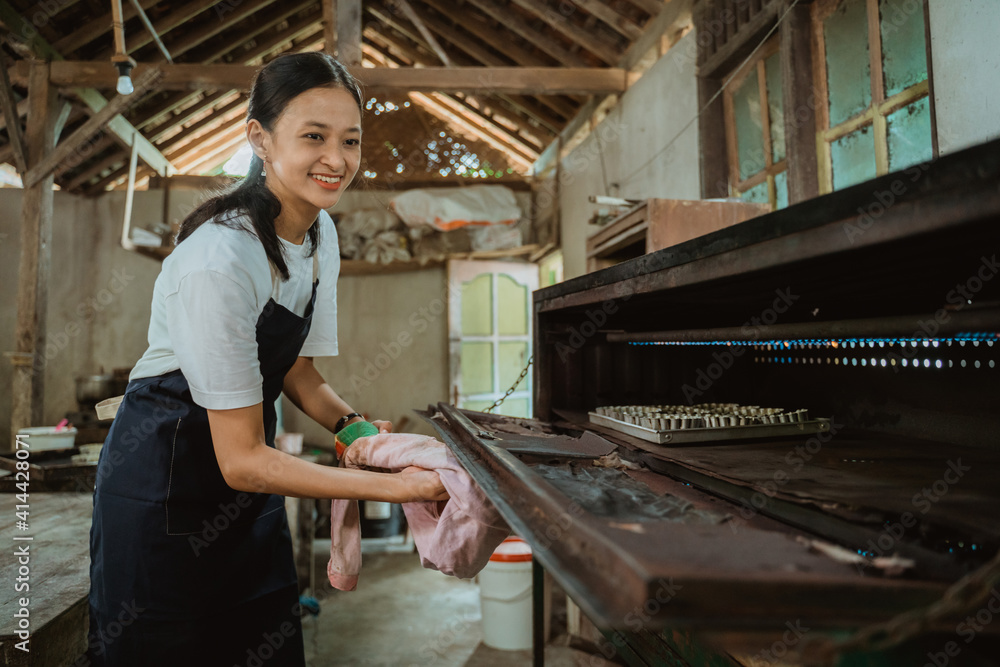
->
(268, 251), (320, 290)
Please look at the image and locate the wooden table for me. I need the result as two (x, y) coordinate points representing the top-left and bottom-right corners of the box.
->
(1, 493), (93, 667)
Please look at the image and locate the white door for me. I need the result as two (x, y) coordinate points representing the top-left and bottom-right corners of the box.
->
(448, 260), (538, 418)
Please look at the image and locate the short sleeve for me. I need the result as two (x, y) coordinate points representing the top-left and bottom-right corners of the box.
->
(165, 269), (264, 409)
(300, 216), (340, 357)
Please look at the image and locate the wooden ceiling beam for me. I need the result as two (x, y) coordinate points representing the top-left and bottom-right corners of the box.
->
(22, 67), (163, 189)
(461, 0), (589, 68)
(365, 2), (434, 57)
(239, 11), (323, 63)
(54, 133), (115, 179)
(420, 0), (546, 67)
(363, 43), (543, 154)
(148, 92), (241, 144)
(135, 91), (214, 131)
(161, 0), (283, 62)
(507, 0), (621, 64)
(156, 96), (247, 151)
(626, 0), (666, 17)
(0, 97), (28, 134)
(337, 0), (362, 65)
(0, 2), (175, 180)
(0, 55), (29, 173)
(566, 0), (644, 40)
(365, 28), (572, 137)
(430, 92), (542, 156)
(193, 0), (317, 64)
(408, 92), (534, 171)
(53, 0), (159, 56)
(394, 0), (453, 66)
(364, 29), (564, 132)
(64, 148), (126, 192)
(93, 0), (216, 62)
(20, 61), (629, 95)
(173, 126), (248, 173)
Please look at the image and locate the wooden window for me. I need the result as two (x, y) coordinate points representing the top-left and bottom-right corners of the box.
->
(723, 37), (788, 209)
(813, 0), (934, 193)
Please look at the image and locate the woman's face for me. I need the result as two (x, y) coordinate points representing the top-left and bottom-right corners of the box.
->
(255, 86), (362, 214)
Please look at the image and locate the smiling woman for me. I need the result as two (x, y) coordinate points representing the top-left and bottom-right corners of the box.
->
(85, 53), (447, 667)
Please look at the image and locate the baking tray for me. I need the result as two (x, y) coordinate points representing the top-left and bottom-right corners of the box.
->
(588, 412), (832, 445)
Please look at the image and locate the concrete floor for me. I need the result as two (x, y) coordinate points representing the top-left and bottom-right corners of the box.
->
(300, 541), (617, 667)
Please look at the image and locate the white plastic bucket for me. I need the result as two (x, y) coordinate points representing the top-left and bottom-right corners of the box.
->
(479, 537), (534, 651)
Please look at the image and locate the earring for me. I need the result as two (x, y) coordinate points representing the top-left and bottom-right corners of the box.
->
(261, 158), (267, 177)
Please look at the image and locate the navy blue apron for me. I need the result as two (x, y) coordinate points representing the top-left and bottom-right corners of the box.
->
(86, 250), (320, 666)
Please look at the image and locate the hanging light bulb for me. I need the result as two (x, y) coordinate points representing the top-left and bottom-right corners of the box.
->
(113, 58), (135, 96)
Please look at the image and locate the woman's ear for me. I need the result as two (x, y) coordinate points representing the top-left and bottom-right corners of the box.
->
(246, 120), (269, 161)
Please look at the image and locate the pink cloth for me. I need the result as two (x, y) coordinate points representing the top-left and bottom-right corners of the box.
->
(327, 433), (509, 591)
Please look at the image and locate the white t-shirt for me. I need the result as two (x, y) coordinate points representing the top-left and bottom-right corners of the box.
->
(129, 209), (340, 410)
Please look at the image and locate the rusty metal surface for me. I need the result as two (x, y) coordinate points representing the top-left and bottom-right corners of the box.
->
(417, 404), (978, 633)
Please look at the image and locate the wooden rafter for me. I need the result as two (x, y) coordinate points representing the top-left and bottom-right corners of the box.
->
(164, 0), (283, 62)
(22, 67), (163, 189)
(420, 0), (547, 66)
(193, 0), (317, 64)
(154, 95), (246, 149)
(337, 0), (362, 65)
(0, 1), (175, 180)
(0, 55), (29, 173)
(567, 0), (644, 40)
(460, 0), (589, 68)
(408, 92), (535, 170)
(627, 0), (666, 17)
(18, 61), (629, 95)
(364, 28), (565, 133)
(508, 0), (622, 64)
(395, 0), (452, 66)
(364, 9), (575, 123)
(93, 0), (215, 61)
(52, 0), (159, 56)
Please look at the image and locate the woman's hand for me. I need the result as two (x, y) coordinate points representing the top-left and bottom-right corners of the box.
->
(371, 419), (393, 433)
(396, 466), (449, 502)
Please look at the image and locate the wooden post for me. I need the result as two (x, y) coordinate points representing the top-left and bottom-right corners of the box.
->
(780, 0), (819, 204)
(337, 0), (362, 66)
(11, 60), (59, 442)
(323, 0), (337, 55)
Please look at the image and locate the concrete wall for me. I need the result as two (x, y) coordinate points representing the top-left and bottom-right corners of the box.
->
(559, 32), (702, 279)
(0, 187), (449, 445)
(928, 0), (1000, 154)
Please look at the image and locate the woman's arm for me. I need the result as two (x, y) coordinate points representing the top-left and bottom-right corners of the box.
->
(206, 402), (445, 501)
(281, 356), (390, 432)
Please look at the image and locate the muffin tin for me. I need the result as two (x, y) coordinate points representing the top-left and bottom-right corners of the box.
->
(588, 403), (831, 445)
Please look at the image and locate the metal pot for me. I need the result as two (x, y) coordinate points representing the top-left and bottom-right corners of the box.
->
(75, 374), (116, 407)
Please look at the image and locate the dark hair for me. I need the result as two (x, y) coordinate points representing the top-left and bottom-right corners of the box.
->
(175, 52), (363, 280)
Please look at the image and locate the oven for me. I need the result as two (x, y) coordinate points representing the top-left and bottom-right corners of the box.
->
(418, 138), (1000, 664)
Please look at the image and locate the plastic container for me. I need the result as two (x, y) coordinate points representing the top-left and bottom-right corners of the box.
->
(479, 537), (537, 651)
(17, 426), (78, 452)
